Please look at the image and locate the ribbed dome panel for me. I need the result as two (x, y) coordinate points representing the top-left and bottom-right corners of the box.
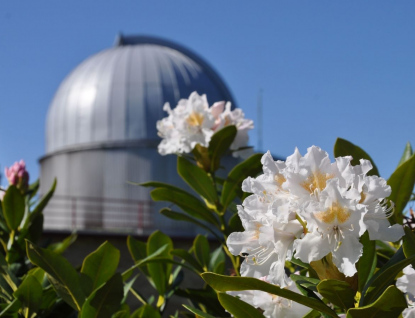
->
(45, 39), (235, 154)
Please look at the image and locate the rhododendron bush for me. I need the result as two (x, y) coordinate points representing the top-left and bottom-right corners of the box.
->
(1, 92), (415, 317)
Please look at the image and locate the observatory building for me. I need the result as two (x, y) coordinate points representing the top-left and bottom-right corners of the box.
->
(40, 35), (236, 236)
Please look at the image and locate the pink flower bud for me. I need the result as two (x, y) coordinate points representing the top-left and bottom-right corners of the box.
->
(4, 160), (29, 192)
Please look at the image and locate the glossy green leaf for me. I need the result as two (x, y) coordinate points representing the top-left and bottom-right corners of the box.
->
(171, 249), (204, 273)
(347, 286), (406, 318)
(387, 154), (415, 224)
(290, 274), (320, 292)
(26, 178), (57, 228)
(2, 185), (25, 230)
(39, 286), (57, 310)
(193, 235), (210, 270)
(123, 244), (170, 280)
(361, 247), (415, 306)
(151, 188), (219, 226)
(81, 241), (120, 293)
(127, 236), (150, 277)
(208, 126), (237, 172)
(209, 246), (225, 273)
(112, 303), (130, 318)
(177, 156), (218, 204)
(182, 305), (217, 318)
(398, 142), (413, 166)
(160, 208), (222, 242)
(317, 279), (355, 310)
(13, 275), (43, 315)
(357, 232), (377, 292)
(175, 287), (226, 316)
(218, 293), (264, 318)
(48, 233), (77, 254)
(147, 231), (173, 295)
(26, 240), (85, 310)
(131, 304), (161, 318)
(202, 273), (338, 318)
(333, 138), (379, 176)
(80, 273), (124, 318)
(227, 212), (244, 234)
(403, 226), (415, 266)
(122, 275), (139, 304)
(0, 299), (21, 317)
(221, 153), (263, 210)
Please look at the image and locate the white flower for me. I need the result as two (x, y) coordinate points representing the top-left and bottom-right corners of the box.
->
(293, 179), (366, 276)
(397, 265), (415, 317)
(228, 277), (310, 318)
(211, 101), (254, 157)
(397, 265), (415, 297)
(227, 203), (303, 287)
(228, 145), (404, 283)
(157, 92), (215, 155)
(157, 92), (253, 157)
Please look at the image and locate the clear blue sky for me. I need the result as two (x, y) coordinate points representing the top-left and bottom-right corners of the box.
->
(1, 1), (414, 187)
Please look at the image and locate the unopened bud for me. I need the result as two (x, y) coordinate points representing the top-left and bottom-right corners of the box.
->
(5, 160), (29, 192)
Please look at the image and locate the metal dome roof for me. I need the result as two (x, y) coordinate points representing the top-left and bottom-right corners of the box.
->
(45, 35), (236, 154)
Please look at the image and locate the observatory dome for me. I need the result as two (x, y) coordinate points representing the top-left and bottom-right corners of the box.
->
(46, 35), (236, 154)
(40, 35), (236, 235)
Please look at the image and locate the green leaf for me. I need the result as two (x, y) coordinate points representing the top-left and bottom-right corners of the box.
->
(333, 138), (380, 176)
(131, 304), (161, 318)
(347, 286), (406, 318)
(403, 226), (415, 266)
(81, 241), (120, 293)
(175, 287), (226, 316)
(290, 274), (320, 292)
(361, 247), (415, 306)
(151, 188), (219, 226)
(147, 231), (173, 295)
(398, 142), (413, 166)
(26, 178), (57, 228)
(122, 244), (170, 280)
(48, 233), (77, 254)
(122, 275), (139, 304)
(80, 273), (124, 318)
(2, 185), (25, 230)
(208, 126), (238, 172)
(317, 279), (355, 310)
(170, 249), (204, 273)
(218, 293), (264, 318)
(127, 236), (150, 277)
(177, 156), (218, 204)
(182, 305), (217, 318)
(227, 212), (244, 234)
(221, 153), (263, 210)
(13, 275), (43, 315)
(209, 246), (225, 273)
(357, 232), (377, 292)
(387, 154), (415, 224)
(26, 240), (85, 310)
(202, 273), (338, 318)
(193, 235), (210, 270)
(0, 299), (21, 317)
(160, 208), (222, 242)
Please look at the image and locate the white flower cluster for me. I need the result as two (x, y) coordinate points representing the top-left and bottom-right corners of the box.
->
(397, 265), (415, 318)
(227, 146), (404, 317)
(156, 92), (253, 157)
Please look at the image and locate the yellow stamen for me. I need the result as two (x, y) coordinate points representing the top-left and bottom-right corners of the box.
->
(315, 202), (351, 224)
(186, 111), (204, 127)
(301, 170), (334, 193)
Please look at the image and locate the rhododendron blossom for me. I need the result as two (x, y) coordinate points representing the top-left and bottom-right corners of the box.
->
(227, 146), (404, 287)
(228, 277), (310, 318)
(397, 265), (415, 318)
(157, 92), (253, 157)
